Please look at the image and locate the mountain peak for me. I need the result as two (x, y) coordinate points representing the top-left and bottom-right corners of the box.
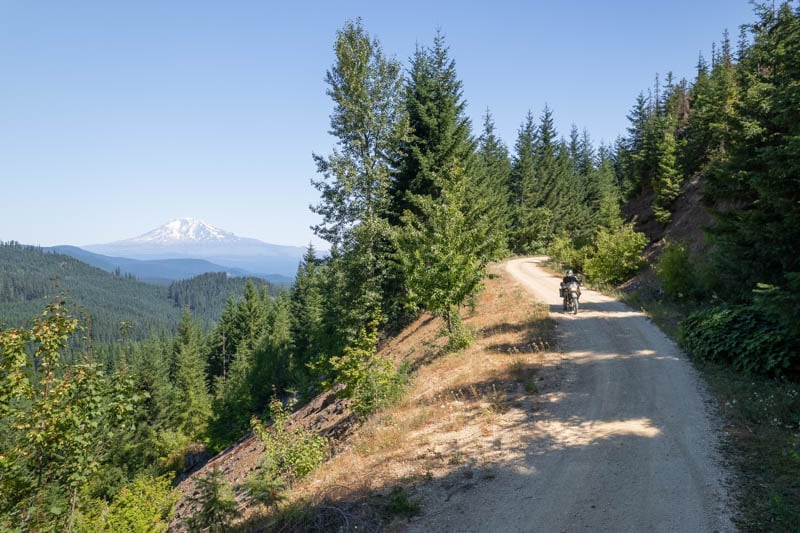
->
(126, 218), (239, 244)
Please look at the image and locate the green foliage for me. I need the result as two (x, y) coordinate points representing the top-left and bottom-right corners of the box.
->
(443, 314), (473, 353)
(396, 165), (490, 343)
(327, 321), (407, 418)
(310, 18), (405, 347)
(289, 246), (325, 388)
(207, 285), (298, 449)
(752, 273), (800, 342)
(389, 30), (474, 219)
(472, 110), (511, 255)
(250, 397), (328, 489)
(0, 302), (139, 531)
(242, 468), (286, 510)
(186, 467), (238, 533)
(547, 233), (588, 274)
(75, 474), (178, 533)
(704, 3), (800, 301)
(680, 304), (798, 376)
(382, 486), (420, 519)
(584, 223), (648, 284)
(655, 241), (702, 300)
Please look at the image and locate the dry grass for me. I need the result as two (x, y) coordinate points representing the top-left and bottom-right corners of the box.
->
(245, 263), (557, 531)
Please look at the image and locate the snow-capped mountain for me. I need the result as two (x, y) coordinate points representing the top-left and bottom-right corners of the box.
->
(83, 218), (306, 277)
(126, 218), (240, 244)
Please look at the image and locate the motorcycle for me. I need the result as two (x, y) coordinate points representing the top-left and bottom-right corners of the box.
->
(561, 281), (580, 314)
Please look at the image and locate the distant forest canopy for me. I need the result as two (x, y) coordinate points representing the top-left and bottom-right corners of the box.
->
(2, 2), (800, 530)
(0, 241), (277, 342)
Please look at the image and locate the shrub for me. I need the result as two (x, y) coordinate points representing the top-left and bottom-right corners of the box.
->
(382, 486), (420, 519)
(655, 241), (701, 299)
(547, 233), (587, 273)
(327, 322), (408, 418)
(76, 475), (178, 533)
(584, 223), (648, 284)
(251, 397), (328, 487)
(680, 305), (797, 375)
(443, 314), (473, 353)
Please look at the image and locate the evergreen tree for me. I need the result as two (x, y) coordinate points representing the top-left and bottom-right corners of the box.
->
(620, 92), (652, 196)
(590, 149), (623, 229)
(531, 107), (590, 239)
(115, 335), (178, 474)
(389, 30), (475, 218)
(289, 246), (325, 388)
(681, 53), (714, 176)
(172, 309), (211, 440)
(251, 292), (293, 410)
(509, 111), (548, 252)
(705, 2), (800, 297)
(472, 110), (512, 254)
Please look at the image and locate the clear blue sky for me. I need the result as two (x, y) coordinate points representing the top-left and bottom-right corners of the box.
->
(1, 1), (757, 248)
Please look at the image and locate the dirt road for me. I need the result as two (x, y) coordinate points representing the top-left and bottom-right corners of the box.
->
(409, 257), (734, 532)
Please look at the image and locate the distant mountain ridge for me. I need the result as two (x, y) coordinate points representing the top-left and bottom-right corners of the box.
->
(46, 246), (282, 286)
(82, 218), (306, 278)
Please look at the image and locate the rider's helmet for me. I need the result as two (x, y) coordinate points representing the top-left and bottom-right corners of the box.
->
(566, 269), (573, 276)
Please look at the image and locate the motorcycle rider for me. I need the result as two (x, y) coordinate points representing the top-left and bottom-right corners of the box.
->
(560, 269), (582, 308)
(562, 269), (581, 287)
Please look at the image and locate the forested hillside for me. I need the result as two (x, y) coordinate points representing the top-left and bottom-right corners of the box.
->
(2, 3), (799, 531)
(0, 242), (278, 341)
(0, 242), (182, 343)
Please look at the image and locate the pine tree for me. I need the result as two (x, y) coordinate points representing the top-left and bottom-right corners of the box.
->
(251, 292), (293, 410)
(509, 111), (544, 252)
(705, 2), (800, 297)
(621, 92), (652, 196)
(289, 245), (325, 387)
(590, 148), (623, 230)
(204, 297), (234, 381)
(172, 309), (211, 440)
(531, 107), (590, 239)
(389, 30), (474, 218)
(472, 110), (511, 255)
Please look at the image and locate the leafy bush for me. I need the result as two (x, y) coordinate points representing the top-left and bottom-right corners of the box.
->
(584, 223), (648, 284)
(680, 305), (798, 375)
(655, 241), (702, 299)
(250, 397), (328, 488)
(443, 314), (473, 353)
(547, 233), (587, 273)
(0, 302), (140, 532)
(327, 322), (407, 418)
(76, 475), (178, 533)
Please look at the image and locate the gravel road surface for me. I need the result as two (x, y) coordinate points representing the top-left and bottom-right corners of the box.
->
(409, 257), (735, 532)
